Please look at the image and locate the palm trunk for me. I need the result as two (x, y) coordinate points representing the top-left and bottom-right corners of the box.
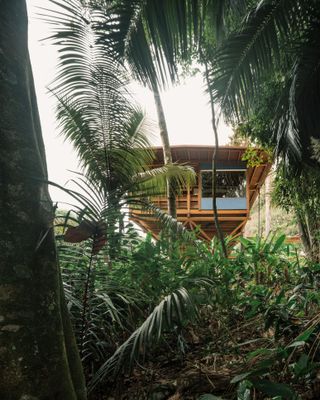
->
(264, 174), (271, 237)
(0, 1), (86, 398)
(152, 82), (176, 218)
(204, 63), (227, 257)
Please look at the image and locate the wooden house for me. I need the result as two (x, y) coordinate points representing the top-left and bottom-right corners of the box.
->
(130, 145), (271, 241)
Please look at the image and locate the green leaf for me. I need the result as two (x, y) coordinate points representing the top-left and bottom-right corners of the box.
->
(198, 395), (225, 400)
(272, 234), (286, 253)
(287, 340), (306, 348)
(252, 380), (296, 399)
(247, 347), (274, 360)
(295, 327), (315, 342)
(231, 371), (252, 384)
(89, 286), (200, 392)
(294, 353), (310, 377)
(237, 380), (252, 400)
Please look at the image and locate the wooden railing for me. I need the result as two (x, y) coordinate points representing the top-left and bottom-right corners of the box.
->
(152, 194), (199, 211)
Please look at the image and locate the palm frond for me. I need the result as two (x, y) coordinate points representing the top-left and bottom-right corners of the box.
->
(128, 200), (196, 243)
(59, 234), (147, 367)
(47, 0), (155, 183)
(204, 0), (247, 43)
(89, 287), (198, 391)
(288, 22), (320, 161)
(49, 179), (105, 220)
(210, 0), (307, 117)
(272, 78), (302, 165)
(131, 163), (196, 197)
(272, 14), (320, 164)
(209, 0), (319, 164)
(95, 0), (203, 88)
(46, 0), (125, 98)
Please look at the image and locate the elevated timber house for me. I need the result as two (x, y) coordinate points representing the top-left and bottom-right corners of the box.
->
(131, 145), (271, 241)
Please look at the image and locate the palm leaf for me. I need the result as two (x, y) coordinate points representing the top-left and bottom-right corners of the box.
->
(47, 0), (154, 183)
(287, 22), (320, 160)
(130, 163), (196, 197)
(210, 0), (305, 118)
(88, 287), (198, 391)
(209, 0), (319, 164)
(94, 0), (204, 88)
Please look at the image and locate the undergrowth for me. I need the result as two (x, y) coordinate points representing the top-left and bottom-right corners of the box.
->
(56, 212), (320, 400)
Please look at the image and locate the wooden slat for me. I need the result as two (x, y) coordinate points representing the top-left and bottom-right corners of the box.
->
(132, 209), (249, 215)
(135, 216), (247, 222)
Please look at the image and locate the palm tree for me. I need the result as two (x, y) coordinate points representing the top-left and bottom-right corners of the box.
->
(46, 0), (198, 387)
(47, 0), (195, 229)
(152, 83), (177, 217)
(92, 0), (251, 240)
(91, 0), (200, 218)
(208, 0), (320, 166)
(47, 0), (249, 246)
(48, 0), (203, 219)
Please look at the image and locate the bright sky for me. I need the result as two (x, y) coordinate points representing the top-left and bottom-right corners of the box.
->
(26, 0), (233, 203)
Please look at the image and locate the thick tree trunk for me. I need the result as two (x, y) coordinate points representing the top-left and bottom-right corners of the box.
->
(152, 83), (177, 218)
(0, 1), (86, 399)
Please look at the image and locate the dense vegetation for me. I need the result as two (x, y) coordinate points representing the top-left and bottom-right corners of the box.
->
(47, 0), (320, 398)
(57, 214), (320, 399)
(2, 0), (320, 399)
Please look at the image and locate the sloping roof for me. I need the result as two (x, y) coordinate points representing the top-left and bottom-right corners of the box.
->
(151, 145), (247, 164)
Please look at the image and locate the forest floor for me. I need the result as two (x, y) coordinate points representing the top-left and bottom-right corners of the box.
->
(100, 311), (320, 400)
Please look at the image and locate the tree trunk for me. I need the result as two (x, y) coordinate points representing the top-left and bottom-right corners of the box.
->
(204, 62), (227, 257)
(297, 209), (320, 263)
(264, 174), (271, 237)
(152, 83), (176, 218)
(0, 1), (86, 398)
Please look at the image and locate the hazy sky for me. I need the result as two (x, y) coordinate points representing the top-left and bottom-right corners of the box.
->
(26, 0), (233, 203)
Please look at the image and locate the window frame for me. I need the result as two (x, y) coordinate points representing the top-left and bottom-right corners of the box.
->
(199, 168), (247, 209)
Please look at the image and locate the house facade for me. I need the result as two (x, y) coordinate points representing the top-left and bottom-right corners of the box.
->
(130, 145), (271, 241)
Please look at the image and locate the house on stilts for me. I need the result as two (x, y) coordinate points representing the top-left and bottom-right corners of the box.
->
(130, 145), (271, 241)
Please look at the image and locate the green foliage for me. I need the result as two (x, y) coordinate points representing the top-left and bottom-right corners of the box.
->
(55, 204), (320, 399)
(232, 76), (285, 148)
(273, 165), (320, 262)
(209, 0), (320, 165)
(241, 146), (273, 168)
(42, 3), (320, 400)
(89, 287), (199, 391)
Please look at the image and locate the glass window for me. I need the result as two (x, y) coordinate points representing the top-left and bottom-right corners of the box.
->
(201, 170), (246, 198)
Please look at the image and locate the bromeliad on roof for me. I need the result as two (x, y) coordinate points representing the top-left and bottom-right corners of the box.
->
(130, 145), (271, 241)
